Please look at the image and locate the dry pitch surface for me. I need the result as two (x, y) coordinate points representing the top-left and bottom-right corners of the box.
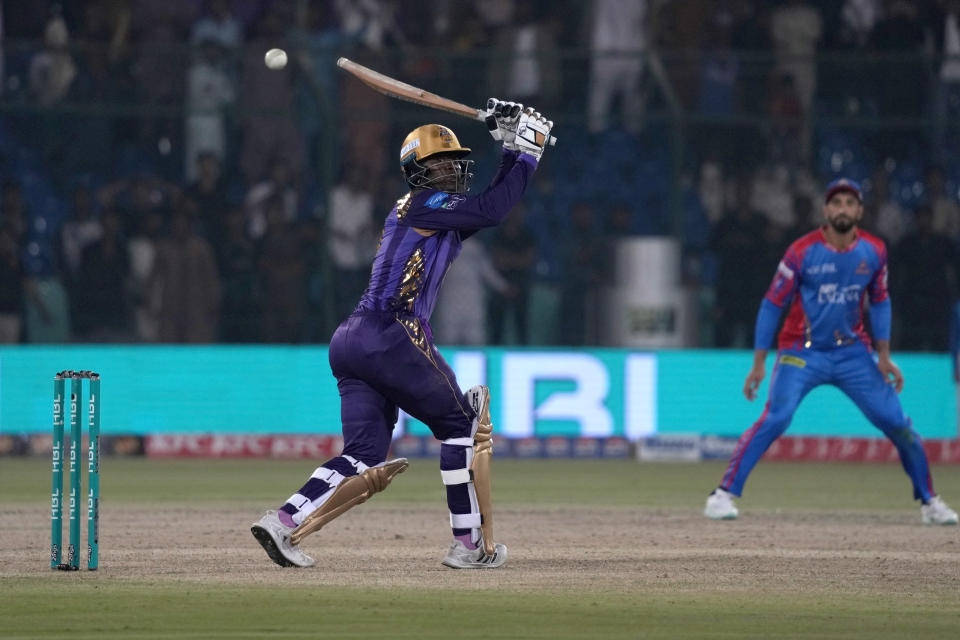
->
(2, 502), (958, 599)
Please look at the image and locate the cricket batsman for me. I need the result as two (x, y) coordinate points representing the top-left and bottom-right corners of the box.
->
(251, 99), (553, 567)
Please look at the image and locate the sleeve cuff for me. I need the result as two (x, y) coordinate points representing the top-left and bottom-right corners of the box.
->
(517, 152), (539, 168)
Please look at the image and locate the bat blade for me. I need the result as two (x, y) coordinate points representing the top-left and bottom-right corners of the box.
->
(337, 57), (556, 146)
(337, 57), (481, 120)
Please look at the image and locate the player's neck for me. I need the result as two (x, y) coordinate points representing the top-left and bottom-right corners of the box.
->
(822, 225), (858, 251)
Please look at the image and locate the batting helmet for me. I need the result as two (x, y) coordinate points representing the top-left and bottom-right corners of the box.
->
(400, 125), (473, 193)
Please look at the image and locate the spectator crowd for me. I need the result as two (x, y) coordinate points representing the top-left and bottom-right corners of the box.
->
(1, 0), (959, 351)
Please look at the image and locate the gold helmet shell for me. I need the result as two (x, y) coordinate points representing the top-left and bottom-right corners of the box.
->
(399, 124), (470, 165)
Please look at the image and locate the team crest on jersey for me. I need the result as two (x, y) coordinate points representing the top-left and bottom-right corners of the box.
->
(440, 194), (464, 209)
(855, 260), (870, 275)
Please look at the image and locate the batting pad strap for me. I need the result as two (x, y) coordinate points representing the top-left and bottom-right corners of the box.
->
(450, 512), (482, 529)
(312, 467), (346, 486)
(342, 455), (370, 474)
(441, 468), (473, 485)
(443, 437), (473, 448)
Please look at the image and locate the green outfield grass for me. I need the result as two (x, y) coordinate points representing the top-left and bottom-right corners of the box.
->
(2, 580), (957, 640)
(2, 457), (960, 639)
(7, 457), (960, 510)
(5, 456), (957, 509)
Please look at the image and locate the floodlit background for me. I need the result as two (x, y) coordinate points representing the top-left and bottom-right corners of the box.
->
(0, 1), (958, 440)
(2, 4), (960, 639)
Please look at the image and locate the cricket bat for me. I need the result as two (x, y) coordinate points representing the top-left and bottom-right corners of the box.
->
(337, 57), (556, 146)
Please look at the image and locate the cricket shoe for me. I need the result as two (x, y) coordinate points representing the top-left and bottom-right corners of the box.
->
(704, 488), (739, 520)
(251, 510), (316, 567)
(441, 539), (508, 569)
(921, 496), (959, 525)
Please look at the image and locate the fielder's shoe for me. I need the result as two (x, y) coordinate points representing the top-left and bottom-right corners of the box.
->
(251, 510), (316, 568)
(921, 496), (959, 525)
(704, 488), (739, 520)
(441, 539), (508, 569)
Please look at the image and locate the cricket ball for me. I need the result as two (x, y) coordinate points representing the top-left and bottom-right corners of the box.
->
(264, 48), (288, 70)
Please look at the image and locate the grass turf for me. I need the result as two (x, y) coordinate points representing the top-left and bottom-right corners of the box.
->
(4, 457), (955, 510)
(2, 581), (958, 640)
(2, 458), (959, 639)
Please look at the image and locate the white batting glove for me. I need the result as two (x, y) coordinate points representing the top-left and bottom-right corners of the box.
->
(514, 107), (553, 161)
(485, 98), (524, 149)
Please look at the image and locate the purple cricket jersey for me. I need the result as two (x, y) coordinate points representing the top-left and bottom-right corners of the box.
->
(358, 148), (537, 323)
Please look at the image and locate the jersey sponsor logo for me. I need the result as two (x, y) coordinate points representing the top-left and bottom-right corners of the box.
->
(806, 263), (836, 275)
(817, 283), (862, 304)
(425, 192), (465, 210)
(425, 192), (449, 208)
(778, 354), (806, 368)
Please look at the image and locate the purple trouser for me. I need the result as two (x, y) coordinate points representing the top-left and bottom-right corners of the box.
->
(328, 312), (475, 457)
(281, 311), (478, 537)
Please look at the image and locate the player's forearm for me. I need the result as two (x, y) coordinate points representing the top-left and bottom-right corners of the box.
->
(874, 339), (892, 359)
(752, 349), (769, 367)
(488, 148), (520, 187)
(473, 155), (536, 226)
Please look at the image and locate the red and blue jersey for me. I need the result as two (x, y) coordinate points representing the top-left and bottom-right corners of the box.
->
(759, 228), (890, 350)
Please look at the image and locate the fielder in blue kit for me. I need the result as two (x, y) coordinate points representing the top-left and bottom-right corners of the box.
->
(251, 99), (554, 568)
(705, 178), (958, 525)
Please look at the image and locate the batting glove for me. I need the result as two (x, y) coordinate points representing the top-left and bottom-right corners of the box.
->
(514, 107), (553, 161)
(485, 98), (523, 149)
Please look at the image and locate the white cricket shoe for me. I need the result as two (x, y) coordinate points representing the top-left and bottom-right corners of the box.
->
(251, 510), (316, 567)
(704, 488), (739, 520)
(921, 496), (959, 525)
(441, 539), (508, 569)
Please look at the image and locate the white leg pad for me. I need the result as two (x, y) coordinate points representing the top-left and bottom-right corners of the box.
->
(441, 468), (472, 485)
(450, 512), (482, 529)
(441, 436), (481, 543)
